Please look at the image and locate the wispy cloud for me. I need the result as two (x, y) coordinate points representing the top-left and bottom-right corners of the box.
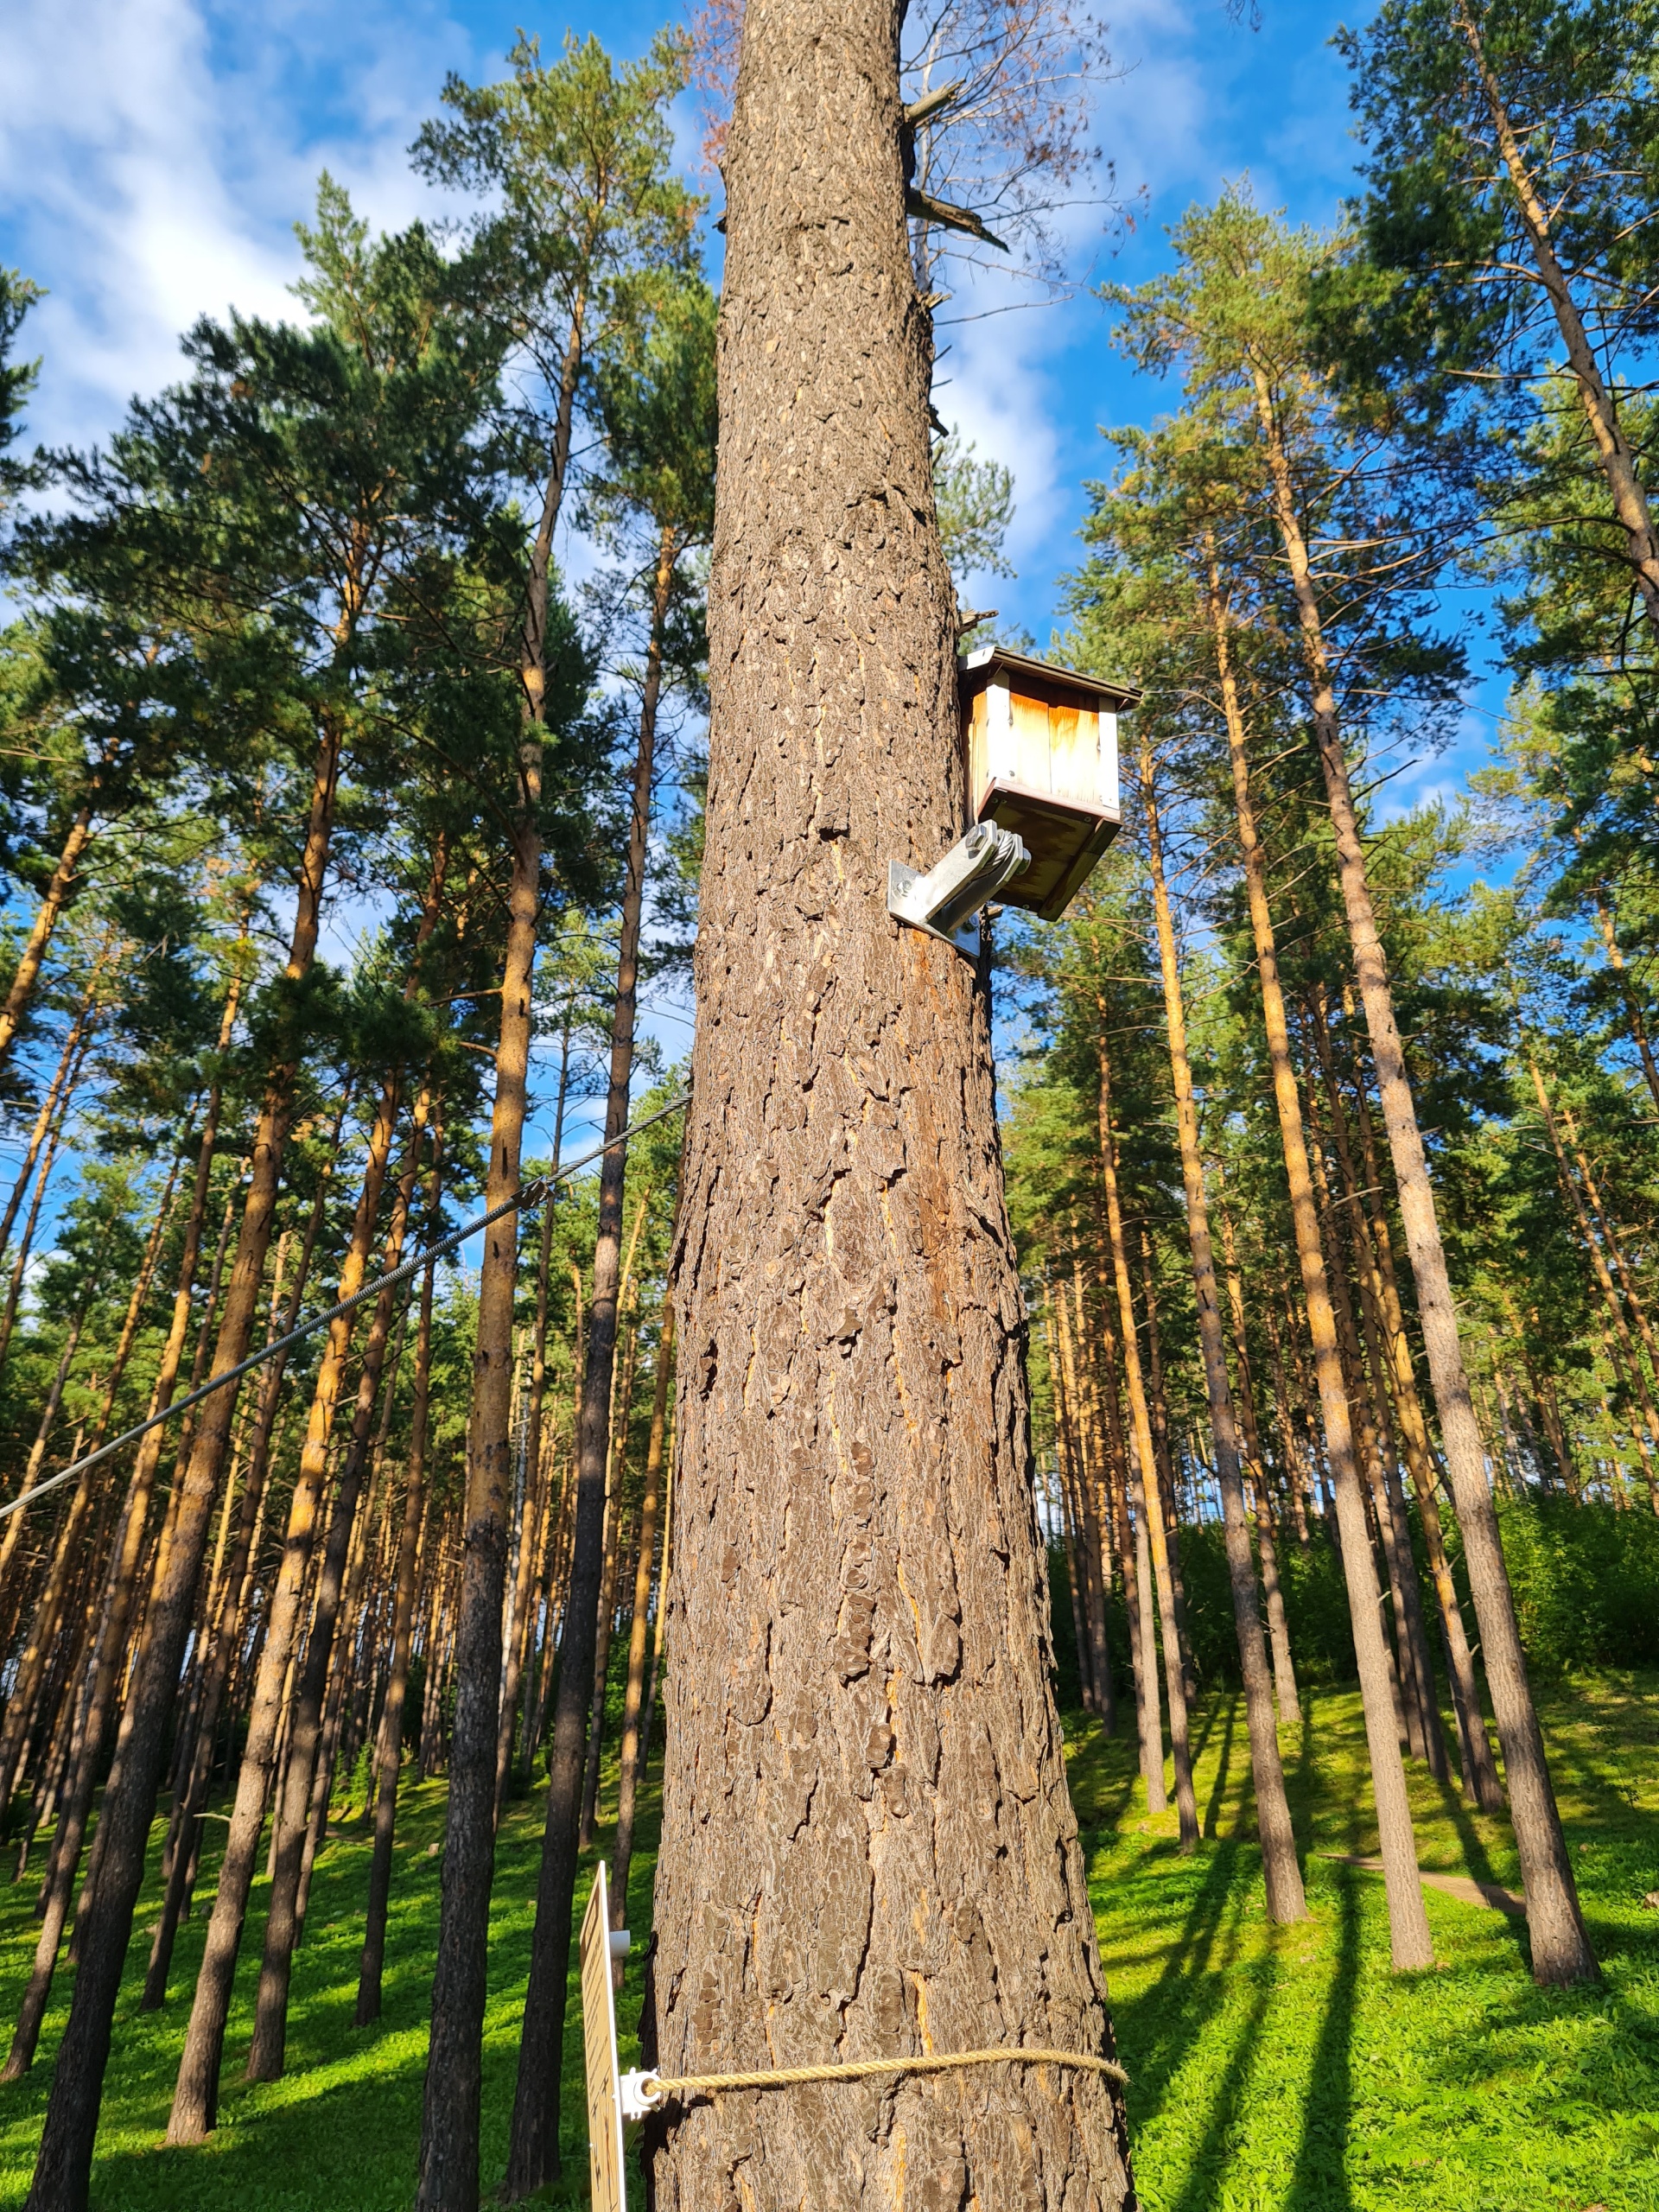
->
(0, 0), (481, 454)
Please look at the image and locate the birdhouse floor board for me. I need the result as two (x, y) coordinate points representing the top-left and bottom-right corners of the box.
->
(976, 784), (1120, 921)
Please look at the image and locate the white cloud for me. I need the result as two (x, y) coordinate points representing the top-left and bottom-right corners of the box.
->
(0, 0), (480, 456)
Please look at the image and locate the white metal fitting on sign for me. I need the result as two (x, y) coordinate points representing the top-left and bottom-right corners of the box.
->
(619, 2070), (660, 2121)
(888, 822), (1030, 953)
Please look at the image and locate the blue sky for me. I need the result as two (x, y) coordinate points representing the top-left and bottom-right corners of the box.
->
(0, 0), (1501, 1196)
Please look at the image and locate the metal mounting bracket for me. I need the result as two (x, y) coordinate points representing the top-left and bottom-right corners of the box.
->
(887, 823), (1030, 957)
(887, 861), (981, 955)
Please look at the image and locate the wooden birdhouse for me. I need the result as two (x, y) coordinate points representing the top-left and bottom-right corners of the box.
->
(958, 646), (1139, 922)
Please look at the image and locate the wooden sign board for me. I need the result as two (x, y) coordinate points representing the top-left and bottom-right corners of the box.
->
(580, 1862), (627, 2212)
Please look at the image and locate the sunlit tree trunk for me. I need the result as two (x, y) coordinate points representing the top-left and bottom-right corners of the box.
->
(1216, 1201), (1300, 1722)
(1205, 541), (1431, 1969)
(645, 12), (1132, 2207)
(1097, 1046), (1198, 1851)
(1249, 376), (1594, 1977)
(1139, 741), (1305, 1918)
(26, 720), (343, 2212)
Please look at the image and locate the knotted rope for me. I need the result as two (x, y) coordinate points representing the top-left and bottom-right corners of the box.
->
(633, 2046), (1128, 2108)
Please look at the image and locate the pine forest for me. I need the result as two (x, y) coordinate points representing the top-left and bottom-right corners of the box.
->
(0, 2), (1654, 2209)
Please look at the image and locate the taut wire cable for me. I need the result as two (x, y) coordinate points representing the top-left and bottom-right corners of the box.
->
(0, 1090), (691, 1526)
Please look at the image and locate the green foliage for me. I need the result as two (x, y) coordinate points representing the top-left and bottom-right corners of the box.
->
(1491, 1497), (1659, 1670)
(931, 429), (1016, 591)
(0, 268), (41, 513)
(1338, 0), (1659, 412)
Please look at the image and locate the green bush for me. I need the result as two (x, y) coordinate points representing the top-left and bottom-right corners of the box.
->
(1485, 1495), (1659, 1671)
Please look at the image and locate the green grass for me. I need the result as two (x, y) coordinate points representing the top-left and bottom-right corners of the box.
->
(1072, 1671), (1659, 2212)
(0, 1674), (1654, 2209)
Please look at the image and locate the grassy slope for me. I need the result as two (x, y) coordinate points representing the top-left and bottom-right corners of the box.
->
(0, 1674), (1652, 2209)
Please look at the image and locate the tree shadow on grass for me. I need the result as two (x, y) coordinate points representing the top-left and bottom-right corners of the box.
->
(1112, 1840), (1246, 2132)
(1431, 1774), (1532, 1971)
(1167, 1939), (1277, 2212)
(1287, 1862), (1360, 2212)
(1202, 1694), (1239, 1840)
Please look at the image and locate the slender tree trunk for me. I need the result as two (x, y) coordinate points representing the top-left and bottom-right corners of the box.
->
(1205, 543), (1431, 1969)
(0, 1020), (92, 1405)
(1248, 387), (1593, 1976)
(577, 1486), (627, 1851)
(645, 16), (1130, 2207)
(413, 212), (585, 2205)
(413, 802), (540, 2202)
(1347, 1068), (1503, 1808)
(1046, 1288), (1097, 1714)
(1452, 1), (1659, 632)
(1300, 1060), (1428, 1758)
(609, 1301), (673, 1929)
(0, 1308), (97, 1806)
(1091, 1243), (1152, 1766)
(1061, 1258), (1114, 1720)
(246, 1106), (427, 2081)
(1140, 745), (1304, 1915)
(0, 804), (98, 1075)
(1096, 1040), (1198, 1850)
(0, 963), (103, 1274)
(503, 531), (677, 2203)
(1137, 1232), (1198, 1705)
(1217, 1203), (1300, 1721)
(25, 719), (343, 2212)
(143, 1133), (341, 2012)
(356, 1134), (444, 2025)
(514, 1046), (568, 1796)
(168, 1071), (404, 2139)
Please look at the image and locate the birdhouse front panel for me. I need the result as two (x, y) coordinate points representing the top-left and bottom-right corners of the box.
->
(958, 647), (1139, 922)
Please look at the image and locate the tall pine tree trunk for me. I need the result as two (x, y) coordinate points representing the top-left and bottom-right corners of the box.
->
(646, 18), (1130, 2208)
(1249, 380), (1597, 1980)
(1205, 542), (1432, 1969)
(503, 525), (675, 2203)
(1139, 743), (1305, 1919)
(1097, 1047), (1198, 1850)
(167, 1065), (403, 2142)
(26, 717), (342, 2212)
(357, 1135), (444, 2026)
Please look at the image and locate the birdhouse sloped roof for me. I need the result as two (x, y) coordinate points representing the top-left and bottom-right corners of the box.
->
(957, 644), (1141, 713)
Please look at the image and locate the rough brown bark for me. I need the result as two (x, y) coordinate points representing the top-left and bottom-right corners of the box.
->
(645, 16), (1131, 2209)
(25, 721), (341, 2212)
(1205, 543), (1431, 1969)
(1139, 743), (1305, 1919)
(1249, 378), (1593, 1977)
